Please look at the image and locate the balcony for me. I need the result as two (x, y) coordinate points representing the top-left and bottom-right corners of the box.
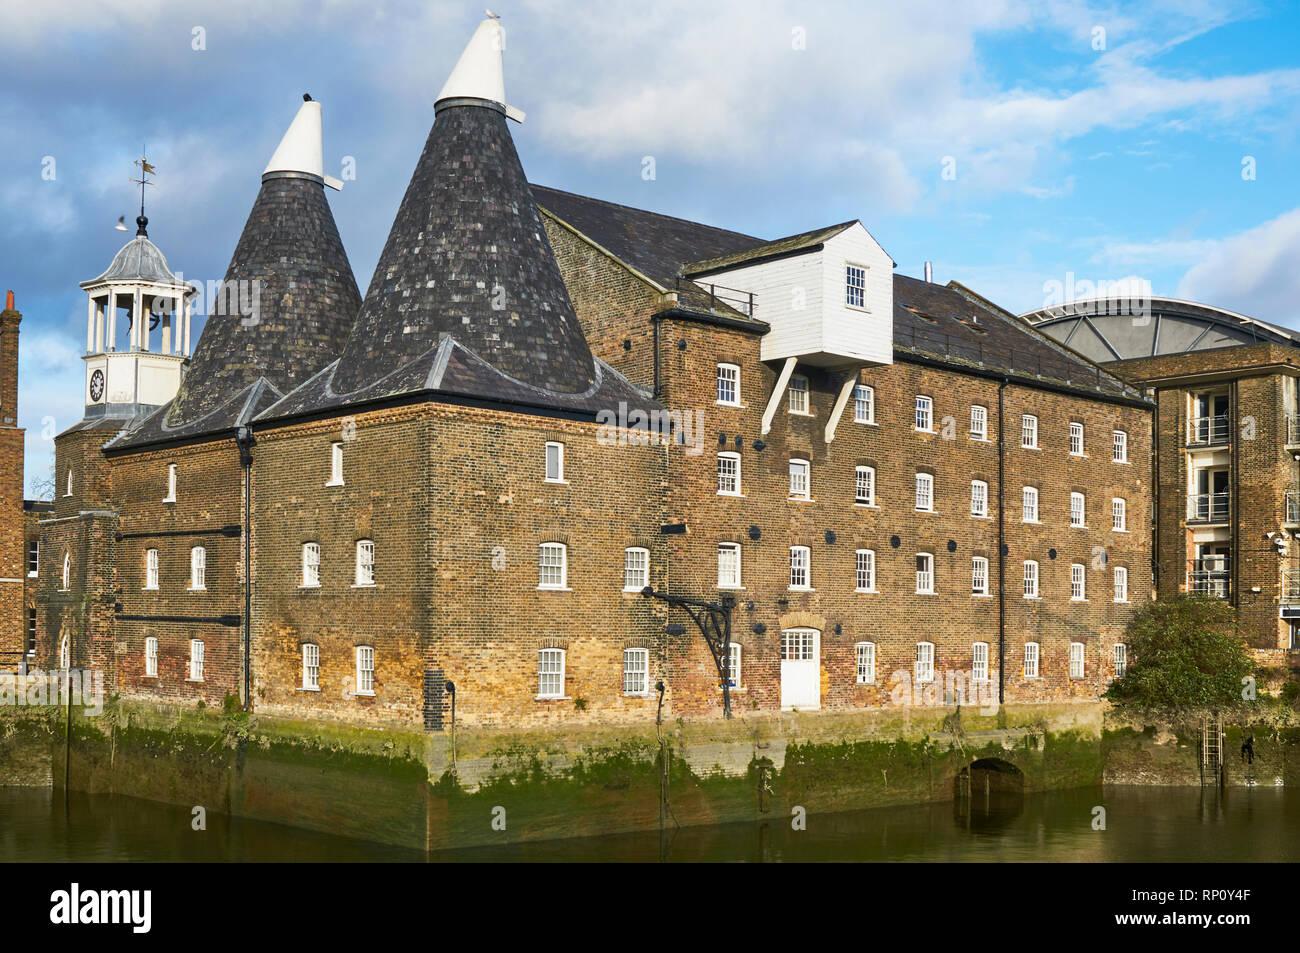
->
(1187, 492), (1230, 524)
(1187, 415), (1230, 447)
(1188, 558), (1231, 599)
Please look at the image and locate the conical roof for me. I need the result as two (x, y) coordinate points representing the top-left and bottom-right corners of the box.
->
(330, 29), (594, 396)
(81, 234), (187, 288)
(161, 103), (361, 431)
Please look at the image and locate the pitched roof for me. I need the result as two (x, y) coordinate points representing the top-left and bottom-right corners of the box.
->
(684, 221), (857, 276)
(328, 103), (598, 399)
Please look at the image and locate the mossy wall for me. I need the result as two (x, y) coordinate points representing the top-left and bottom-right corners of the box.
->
(2, 699), (1112, 851)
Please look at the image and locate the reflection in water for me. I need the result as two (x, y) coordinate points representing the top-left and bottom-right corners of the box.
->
(3, 784), (1298, 862)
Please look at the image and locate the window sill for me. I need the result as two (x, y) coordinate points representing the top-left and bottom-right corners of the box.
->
(185, 678), (204, 684)
(973, 593), (992, 599)
(324, 481), (344, 488)
(717, 491), (745, 498)
(299, 583), (320, 590)
(351, 583), (377, 589)
(915, 507), (935, 514)
(715, 686), (746, 693)
(787, 497), (814, 503)
(1070, 453), (1087, 459)
(1021, 445), (1040, 451)
(971, 513), (991, 519)
(854, 420), (878, 427)
(26, 572), (36, 579)
(535, 695), (570, 702)
(1071, 524), (1088, 530)
(854, 502), (879, 509)
(1071, 598), (1088, 603)
(916, 591), (937, 596)
(1113, 528), (1129, 534)
(854, 588), (878, 594)
(355, 690), (375, 698)
(1024, 596), (1042, 601)
(298, 686), (321, 693)
(622, 586), (648, 594)
(186, 587), (206, 592)
(623, 692), (654, 699)
(915, 428), (936, 435)
(1114, 459), (1130, 465)
(544, 478), (569, 485)
(970, 436), (991, 443)
(537, 586), (573, 592)
(1114, 598), (1130, 604)
(141, 674), (157, 680)
(788, 410), (814, 418)
(162, 497), (176, 504)
(1022, 519), (1041, 525)
(142, 587), (158, 592)
(715, 401), (744, 409)
(788, 587), (815, 593)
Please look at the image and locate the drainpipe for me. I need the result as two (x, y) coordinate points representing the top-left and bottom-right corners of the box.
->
(997, 378), (1007, 707)
(652, 314), (662, 400)
(1229, 383), (1238, 609)
(236, 427), (255, 711)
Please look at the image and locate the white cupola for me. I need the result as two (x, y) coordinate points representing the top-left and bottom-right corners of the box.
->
(77, 214), (195, 420)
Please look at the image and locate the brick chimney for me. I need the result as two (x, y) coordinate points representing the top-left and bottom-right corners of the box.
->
(0, 290), (19, 427)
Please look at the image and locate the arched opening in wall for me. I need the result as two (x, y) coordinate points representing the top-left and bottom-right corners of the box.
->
(954, 758), (1024, 832)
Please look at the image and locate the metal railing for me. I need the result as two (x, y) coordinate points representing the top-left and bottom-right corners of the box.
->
(676, 277), (756, 318)
(1283, 569), (1300, 604)
(1187, 414), (1230, 446)
(1188, 558), (1231, 599)
(1187, 492), (1230, 523)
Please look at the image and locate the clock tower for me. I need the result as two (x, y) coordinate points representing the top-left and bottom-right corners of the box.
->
(77, 212), (194, 420)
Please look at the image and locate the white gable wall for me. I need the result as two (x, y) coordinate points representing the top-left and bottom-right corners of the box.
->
(819, 224), (893, 366)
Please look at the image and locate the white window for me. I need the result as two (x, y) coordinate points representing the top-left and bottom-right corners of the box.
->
(855, 466), (875, 505)
(915, 395), (933, 431)
(144, 549), (158, 590)
(855, 642), (876, 684)
(623, 547), (649, 591)
(855, 549), (876, 592)
(1113, 566), (1129, 602)
(301, 542), (320, 587)
(355, 540), (375, 587)
(1022, 486), (1038, 523)
(1070, 492), (1086, 527)
(915, 472), (934, 511)
(164, 463), (177, 502)
(1023, 560), (1039, 598)
(788, 375), (809, 414)
(853, 384), (874, 423)
(717, 543), (741, 588)
(25, 608), (34, 657)
(725, 643), (741, 689)
(1113, 430), (1128, 463)
(916, 553), (934, 594)
(623, 647), (649, 694)
(537, 647), (564, 698)
(845, 263), (867, 308)
(545, 441), (565, 483)
(1114, 643), (1127, 679)
(59, 634), (69, 670)
(972, 642), (989, 683)
(916, 642), (934, 683)
(356, 645), (375, 695)
(1069, 422), (1084, 456)
(1071, 563), (1086, 600)
(717, 452), (741, 495)
(144, 637), (158, 678)
(328, 442), (344, 486)
(538, 543), (567, 590)
(64, 469), (72, 497)
(1069, 642), (1085, 679)
(189, 546), (206, 590)
(789, 459), (810, 499)
(1112, 498), (1127, 531)
(62, 552), (71, 591)
(189, 639), (204, 682)
(1021, 414), (1038, 449)
(716, 363), (740, 405)
(789, 546), (811, 590)
(972, 556), (989, 596)
(27, 538), (38, 577)
(302, 643), (320, 690)
(970, 405), (988, 440)
(1024, 642), (1039, 678)
(971, 480), (988, 517)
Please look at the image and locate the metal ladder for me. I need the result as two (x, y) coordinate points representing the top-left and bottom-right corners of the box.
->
(1200, 715), (1224, 787)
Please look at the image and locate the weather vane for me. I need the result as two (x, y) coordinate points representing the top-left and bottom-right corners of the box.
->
(127, 148), (156, 236)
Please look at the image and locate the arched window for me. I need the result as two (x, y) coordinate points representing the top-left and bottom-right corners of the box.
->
(61, 552), (70, 591)
(538, 543), (567, 590)
(623, 547), (649, 591)
(354, 540), (375, 587)
(855, 466), (875, 505)
(189, 546), (206, 590)
(301, 542), (320, 588)
(855, 642), (876, 684)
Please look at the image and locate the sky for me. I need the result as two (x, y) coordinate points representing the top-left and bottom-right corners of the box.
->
(3, 0), (1300, 493)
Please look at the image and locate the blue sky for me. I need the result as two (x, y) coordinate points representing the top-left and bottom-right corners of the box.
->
(4, 0), (1300, 493)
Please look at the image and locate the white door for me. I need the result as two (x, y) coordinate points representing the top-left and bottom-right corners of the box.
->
(780, 628), (820, 710)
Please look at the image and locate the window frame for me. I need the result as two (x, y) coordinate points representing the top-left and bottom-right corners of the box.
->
(972, 642), (989, 683)
(855, 465), (875, 505)
(915, 641), (935, 684)
(164, 462), (177, 502)
(538, 542), (568, 591)
(356, 645), (376, 696)
(1024, 642), (1040, 679)
(855, 549), (876, 593)
(1114, 643), (1128, 679)
(189, 545), (206, 591)
(1113, 566), (1129, 603)
(1022, 486), (1039, 523)
(301, 542), (321, 588)
(188, 638), (204, 682)
(915, 472), (934, 512)
(855, 641), (876, 684)
(716, 363), (741, 406)
(717, 451), (741, 496)
(1112, 497), (1127, 531)
(1070, 563), (1086, 601)
(971, 479), (988, 517)
(717, 542), (742, 589)
(1023, 560), (1040, 599)
(1113, 430), (1128, 463)
(1069, 642), (1085, 680)
(623, 647), (650, 696)
(544, 441), (566, 484)
(1021, 414), (1038, 449)
(972, 556), (989, 596)
(789, 545), (812, 591)
(143, 548), (158, 591)
(537, 647), (565, 699)
(26, 538), (38, 577)
(845, 262), (868, 310)
(915, 552), (935, 594)
(327, 442), (344, 487)
(354, 539), (376, 587)
(725, 642), (741, 689)
(788, 375), (810, 415)
(853, 384), (875, 424)
(62, 552), (71, 591)
(623, 546), (649, 592)
(915, 395), (934, 432)
(1069, 421), (1085, 456)
(788, 458), (811, 500)
(970, 404), (988, 440)
(302, 643), (320, 691)
(144, 636), (158, 678)
(1070, 491), (1086, 527)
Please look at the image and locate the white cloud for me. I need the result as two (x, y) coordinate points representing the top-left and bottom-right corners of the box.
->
(1176, 207), (1300, 325)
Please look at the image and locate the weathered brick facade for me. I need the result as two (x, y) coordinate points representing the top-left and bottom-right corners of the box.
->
(0, 296), (25, 673)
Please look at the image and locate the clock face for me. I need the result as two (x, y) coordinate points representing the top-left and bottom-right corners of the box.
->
(89, 369), (104, 402)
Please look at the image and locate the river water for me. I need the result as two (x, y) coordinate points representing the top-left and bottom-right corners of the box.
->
(2, 784), (1296, 862)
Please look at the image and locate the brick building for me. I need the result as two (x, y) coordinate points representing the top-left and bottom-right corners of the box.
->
(32, 17), (1155, 731)
(1024, 298), (1300, 654)
(0, 291), (25, 673)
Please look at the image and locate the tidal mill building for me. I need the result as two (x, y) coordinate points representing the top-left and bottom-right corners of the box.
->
(13, 17), (1167, 731)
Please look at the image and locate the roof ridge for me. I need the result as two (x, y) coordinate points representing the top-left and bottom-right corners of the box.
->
(531, 184), (762, 243)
